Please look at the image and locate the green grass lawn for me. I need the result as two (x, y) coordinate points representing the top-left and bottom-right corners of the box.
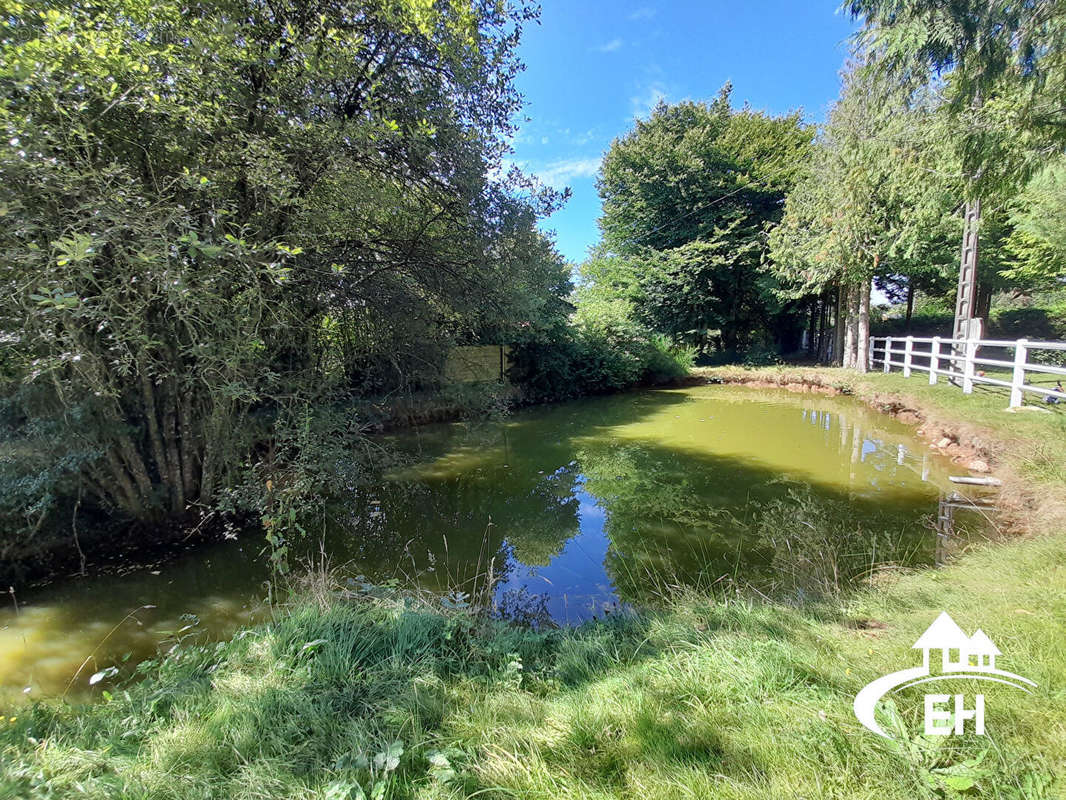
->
(2, 368), (1065, 800)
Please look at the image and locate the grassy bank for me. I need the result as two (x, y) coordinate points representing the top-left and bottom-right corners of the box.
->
(2, 368), (1065, 799)
(2, 539), (1063, 800)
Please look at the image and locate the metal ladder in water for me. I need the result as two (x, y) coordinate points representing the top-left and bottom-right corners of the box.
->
(935, 476), (1001, 565)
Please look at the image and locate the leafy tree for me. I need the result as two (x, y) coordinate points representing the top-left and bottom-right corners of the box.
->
(0, 0), (558, 529)
(770, 64), (972, 366)
(846, 0), (1066, 331)
(592, 86), (813, 353)
(847, 0), (1066, 197)
(1002, 158), (1066, 287)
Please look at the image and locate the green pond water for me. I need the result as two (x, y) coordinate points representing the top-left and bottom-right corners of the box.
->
(0, 385), (985, 702)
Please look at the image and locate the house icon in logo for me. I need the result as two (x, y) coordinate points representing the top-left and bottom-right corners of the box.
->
(912, 611), (1002, 673)
(967, 629), (1001, 670)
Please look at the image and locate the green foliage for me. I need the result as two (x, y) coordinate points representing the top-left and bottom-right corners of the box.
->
(1003, 158), (1066, 287)
(0, 389), (103, 579)
(572, 293), (653, 387)
(847, 0), (1066, 198)
(220, 405), (384, 572)
(770, 66), (963, 295)
(0, 0), (569, 551)
(509, 293), (692, 403)
(645, 334), (697, 384)
(598, 86), (811, 254)
(873, 291), (1066, 340)
(591, 86), (814, 354)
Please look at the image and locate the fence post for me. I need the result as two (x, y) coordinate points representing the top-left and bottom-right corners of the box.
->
(883, 336), (892, 373)
(903, 336), (914, 378)
(1010, 339), (1028, 408)
(929, 337), (940, 385)
(868, 337), (875, 371)
(962, 337), (978, 394)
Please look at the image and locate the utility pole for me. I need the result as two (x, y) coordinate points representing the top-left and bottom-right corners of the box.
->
(954, 81), (984, 357)
(951, 198), (981, 372)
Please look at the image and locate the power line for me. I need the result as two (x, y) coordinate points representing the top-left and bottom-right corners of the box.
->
(609, 157), (807, 252)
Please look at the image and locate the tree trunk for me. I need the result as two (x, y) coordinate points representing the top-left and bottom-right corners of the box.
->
(140, 371), (171, 489)
(815, 296), (824, 361)
(721, 323), (738, 356)
(179, 392), (199, 503)
(834, 283), (846, 367)
(843, 282), (860, 369)
(857, 277), (871, 373)
(842, 315), (854, 370)
(976, 282), (992, 321)
(103, 449), (144, 518)
(115, 431), (155, 504)
(818, 289), (830, 363)
(905, 281), (915, 331)
(808, 300), (818, 358)
(162, 382), (185, 514)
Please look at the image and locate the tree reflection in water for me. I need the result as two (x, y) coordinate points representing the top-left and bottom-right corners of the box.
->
(327, 409), (949, 622)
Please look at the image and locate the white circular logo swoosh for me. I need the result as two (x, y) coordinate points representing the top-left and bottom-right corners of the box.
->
(854, 666), (1037, 738)
(854, 665), (929, 739)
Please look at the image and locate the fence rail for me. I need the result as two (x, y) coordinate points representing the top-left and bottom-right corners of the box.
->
(869, 335), (1066, 407)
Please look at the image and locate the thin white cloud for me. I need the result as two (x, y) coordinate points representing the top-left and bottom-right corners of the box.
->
(597, 38), (623, 53)
(550, 125), (602, 147)
(630, 82), (668, 119)
(571, 128), (599, 146)
(533, 157), (602, 189)
(629, 6), (656, 20)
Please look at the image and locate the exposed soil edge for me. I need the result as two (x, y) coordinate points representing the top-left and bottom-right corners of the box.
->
(697, 367), (1045, 537)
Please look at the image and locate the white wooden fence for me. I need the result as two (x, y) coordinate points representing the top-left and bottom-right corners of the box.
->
(869, 335), (1066, 407)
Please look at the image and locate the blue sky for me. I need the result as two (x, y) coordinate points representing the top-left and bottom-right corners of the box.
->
(509, 1), (859, 264)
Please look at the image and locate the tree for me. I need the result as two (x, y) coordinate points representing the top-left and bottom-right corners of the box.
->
(591, 86), (813, 353)
(0, 0), (559, 528)
(770, 63), (972, 368)
(847, 0), (1066, 194)
(847, 0), (1066, 339)
(1002, 157), (1066, 288)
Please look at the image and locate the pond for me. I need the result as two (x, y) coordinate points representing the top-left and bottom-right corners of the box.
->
(0, 384), (984, 700)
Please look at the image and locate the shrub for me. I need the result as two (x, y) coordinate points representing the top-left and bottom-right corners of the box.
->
(508, 330), (639, 402)
(643, 334), (697, 383)
(509, 302), (694, 403)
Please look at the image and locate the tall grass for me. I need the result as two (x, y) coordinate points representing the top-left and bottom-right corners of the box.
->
(2, 532), (1064, 799)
